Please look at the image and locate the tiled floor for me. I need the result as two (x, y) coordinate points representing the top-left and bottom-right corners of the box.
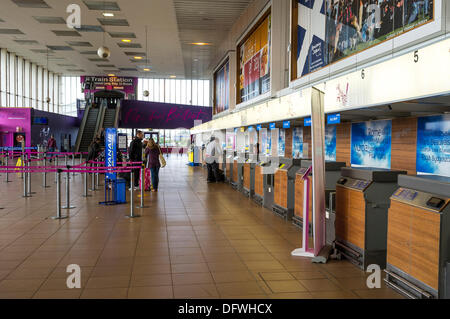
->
(0, 155), (403, 299)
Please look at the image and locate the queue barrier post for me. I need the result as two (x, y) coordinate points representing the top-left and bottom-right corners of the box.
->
(62, 167), (76, 209)
(95, 163), (99, 189)
(5, 154), (10, 183)
(137, 165), (148, 208)
(82, 163), (91, 197)
(42, 157), (50, 188)
(54, 156), (58, 183)
(71, 154), (75, 176)
(22, 154), (31, 198)
(27, 158), (35, 195)
(126, 170), (140, 218)
(52, 169), (68, 220)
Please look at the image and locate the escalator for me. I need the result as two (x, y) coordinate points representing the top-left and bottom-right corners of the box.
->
(102, 108), (116, 129)
(75, 106), (101, 153)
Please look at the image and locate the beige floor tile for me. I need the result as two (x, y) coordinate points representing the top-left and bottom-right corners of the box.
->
(299, 279), (342, 292)
(258, 272), (295, 281)
(266, 280), (308, 293)
(128, 286), (173, 299)
(80, 288), (128, 299)
(0, 279), (45, 292)
(130, 274), (172, 287)
(173, 284), (219, 298)
(216, 282), (265, 296)
(211, 271), (257, 283)
(290, 270), (327, 280)
(171, 263), (210, 274)
(85, 276), (130, 289)
(172, 272), (213, 285)
(33, 289), (82, 299)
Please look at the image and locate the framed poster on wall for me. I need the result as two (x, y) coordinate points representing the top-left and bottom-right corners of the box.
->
(291, 0), (440, 82)
(325, 125), (337, 161)
(351, 119), (392, 169)
(213, 59), (230, 115)
(292, 127), (304, 159)
(237, 10), (271, 105)
(416, 114), (450, 177)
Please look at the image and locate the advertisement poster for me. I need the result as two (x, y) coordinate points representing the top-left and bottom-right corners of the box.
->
(292, 127), (303, 159)
(105, 128), (117, 181)
(278, 129), (286, 157)
(214, 60), (230, 114)
(81, 76), (137, 97)
(239, 14), (271, 103)
(416, 115), (450, 177)
(226, 132), (235, 151)
(266, 130), (272, 156)
(295, 0), (436, 79)
(351, 120), (392, 169)
(325, 125), (337, 161)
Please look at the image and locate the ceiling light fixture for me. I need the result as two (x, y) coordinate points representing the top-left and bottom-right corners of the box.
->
(170, 75), (176, 78)
(191, 42), (211, 46)
(121, 39), (131, 43)
(134, 56), (143, 60)
(103, 13), (114, 17)
(108, 74), (115, 76)
(143, 68), (150, 71)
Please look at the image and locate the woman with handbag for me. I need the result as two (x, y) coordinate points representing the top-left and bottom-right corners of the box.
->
(145, 139), (164, 192)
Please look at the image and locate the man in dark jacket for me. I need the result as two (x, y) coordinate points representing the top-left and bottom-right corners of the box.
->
(87, 137), (101, 162)
(129, 130), (144, 188)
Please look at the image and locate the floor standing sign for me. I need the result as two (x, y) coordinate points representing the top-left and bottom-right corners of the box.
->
(105, 128), (117, 181)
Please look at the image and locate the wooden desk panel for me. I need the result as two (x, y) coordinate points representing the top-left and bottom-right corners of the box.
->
(294, 175), (312, 223)
(233, 160), (238, 182)
(255, 166), (263, 196)
(274, 169), (288, 208)
(243, 164), (250, 189)
(387, 201), (412, 275)
(226, 162), (231, 179)
(410, 205), (440, 290)
(335, 185), (365, 250)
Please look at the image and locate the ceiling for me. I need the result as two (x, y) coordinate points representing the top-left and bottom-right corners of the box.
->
(0, 0), (252, 78)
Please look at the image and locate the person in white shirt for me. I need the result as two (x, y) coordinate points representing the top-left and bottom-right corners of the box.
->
(205, 136), (223, 183)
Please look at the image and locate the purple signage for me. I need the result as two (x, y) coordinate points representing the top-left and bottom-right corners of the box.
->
(0, 108), (32, 147)
(81, 76), (137, 95)
(120, 100), (212, 129)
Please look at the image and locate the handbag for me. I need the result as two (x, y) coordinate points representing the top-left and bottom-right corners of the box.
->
(158, 146), (166, 168)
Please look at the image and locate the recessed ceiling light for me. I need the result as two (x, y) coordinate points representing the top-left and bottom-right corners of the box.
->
(121, 39), (131, 43)
(170, 75), (176, 78)
(191, 42), (211, 46)
(143, 68), (150, 71)
(103, 13), (114, 17)
(108, 74), (115, 76)
(193, 58), (199, 61)
(133, 56), (143, 60)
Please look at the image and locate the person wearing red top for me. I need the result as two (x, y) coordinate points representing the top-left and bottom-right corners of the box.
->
(47, 135), (57, 162)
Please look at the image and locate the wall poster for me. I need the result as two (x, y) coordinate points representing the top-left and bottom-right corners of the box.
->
(325, 125), (337, 161)
(351, 120), (392, 169)
(278, 129), (286, 157)
(292, 127), (304, 159)
(416, 114), (450, 177)
(214, 59), (230, 115)
(238, 12), (271, 104)
(292, 0), (437, 80)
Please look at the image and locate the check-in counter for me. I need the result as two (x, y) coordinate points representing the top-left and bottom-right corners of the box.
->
(272, 158), (303, 220)
(252, 156), (276, 209)
(242, 154), (257, 198)
(225, 151), (235, 183)
(335, 167), (406, 270)
(385, 175), (450, 299)
(231, 152), (246, 191)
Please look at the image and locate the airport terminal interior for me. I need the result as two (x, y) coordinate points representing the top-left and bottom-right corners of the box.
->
(0, 0), (449, 301)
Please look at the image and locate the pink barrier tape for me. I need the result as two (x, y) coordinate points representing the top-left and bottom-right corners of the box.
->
(0, 165), (141, 171)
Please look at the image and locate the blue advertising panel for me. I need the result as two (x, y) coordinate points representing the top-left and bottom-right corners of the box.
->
(351, 120), (392, 169)
(266, 131), (272, 155)
(292, 127), (303, 159)
(325, 125), (337, 161)
(304, 117), (311, 126)
(416, 115), (450, 177)
(327, 113), (340, 125)
(256, 124), (262, 131)
(278, 129), (286, 157)
(105, 128), (117, 180)
(283, 120), (290, 129)
(269, 123), (276, 130)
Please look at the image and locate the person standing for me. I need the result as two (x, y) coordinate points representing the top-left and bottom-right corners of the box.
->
(145, 138), (161, 192)
(129, 130), (144, 189)
(47, 135), (57, 163)
(205, 136), (223, 183)
(87, 137), (101, 162)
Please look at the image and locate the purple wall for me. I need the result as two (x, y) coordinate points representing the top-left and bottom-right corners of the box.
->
(119, 100), (212, 129)
(31, 109), (81, 151)
(0, 108), (32, 147)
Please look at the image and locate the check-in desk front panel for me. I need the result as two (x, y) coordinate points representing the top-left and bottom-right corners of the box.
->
(274, 169), (288, 209)
(386, 175), (450, 299)
(244, 163), (251, 190)
(294, 172), (313, 225)
(233, 160), (238, 184)
(335, 183), (367, 253)
(255, 165), (264, 198)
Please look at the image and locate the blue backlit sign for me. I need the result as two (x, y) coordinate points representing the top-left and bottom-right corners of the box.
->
(327, 113), (341, 125)
(283, 120), (290, 128)
(105, 128), (117, 181)
(269, 123), (276, 130)
(256, 124), (262, 131)
(304, 117), (311, 126)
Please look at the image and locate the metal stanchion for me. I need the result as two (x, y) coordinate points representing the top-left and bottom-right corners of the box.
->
(95, 163), (99, 189)
(22, 154), (31, 198)
(82, 165), (91, 197)
(137, 166), (148, 208)
(72, 154), (76, 176)
(90, 165), (96, 191)
(54, 156), (58, 183)
(27, 158), (35, 195)
(21, 153), (24, 179)
(5, 154), (10, 183)
(62, 167), (75, 209)
(126, 170), (140, 218)
(42, 157), (49, 188)
(52, 169), (68, 220)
